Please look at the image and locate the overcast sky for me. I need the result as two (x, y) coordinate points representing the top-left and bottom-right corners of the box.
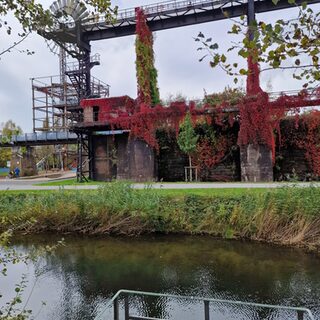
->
(0, 1), (319, 132)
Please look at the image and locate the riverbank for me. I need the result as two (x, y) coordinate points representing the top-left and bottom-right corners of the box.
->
(0, 183), (319, 253)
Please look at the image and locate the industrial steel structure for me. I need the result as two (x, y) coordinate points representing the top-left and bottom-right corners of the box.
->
(32, 54), (110, 133)
(2, 0), (320, 181)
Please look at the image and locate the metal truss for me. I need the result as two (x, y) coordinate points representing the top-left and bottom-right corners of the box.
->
(32, 57), (110, 133)
(76, 132), (93, 182)
(42, 0), (320, 42)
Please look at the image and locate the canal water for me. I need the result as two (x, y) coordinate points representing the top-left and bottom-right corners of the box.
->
(1, 235), (319, 319)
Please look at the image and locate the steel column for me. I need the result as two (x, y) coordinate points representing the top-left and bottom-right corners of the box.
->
(298, 310), (304, 320)
(113, 298), (119, 320)
(88, 133), (94, 180)
(247, 0), (255, 41)
(124, 295), (130, 320)
(204, 300), (210, 320)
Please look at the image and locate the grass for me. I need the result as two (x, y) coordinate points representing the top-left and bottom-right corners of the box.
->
(0, 182), (319, 252)
(34, 178), (102, 186)
(153, 187), (268, 197)
(35, 178), (299, 187)
(0, 187), (269, 197)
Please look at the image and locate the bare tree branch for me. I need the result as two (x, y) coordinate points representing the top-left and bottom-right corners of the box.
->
(0, 32), (30, 57)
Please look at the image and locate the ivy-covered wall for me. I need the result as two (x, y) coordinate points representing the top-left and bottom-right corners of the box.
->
(135, 8), (160, 107)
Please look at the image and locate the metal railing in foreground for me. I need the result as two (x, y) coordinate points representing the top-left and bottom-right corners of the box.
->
(97, 289), (315, 320)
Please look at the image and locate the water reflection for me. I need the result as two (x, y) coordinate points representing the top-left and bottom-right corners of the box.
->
(2, 235), (320, 320)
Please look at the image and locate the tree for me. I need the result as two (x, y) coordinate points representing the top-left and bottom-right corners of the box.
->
(204, 86), (245, 106)
(0, 0), (116, 58)
(0, 229), (63, 319)
(0, 120), (22, 167)
(195, 0), (320, 88)
(1, 120), (22, 139)
(163, 93), (187, 105)
(0, 0), (52, 57)
(177, 112), (199, 181)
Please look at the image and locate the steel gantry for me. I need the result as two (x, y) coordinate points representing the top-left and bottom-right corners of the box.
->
(35, 0), (320, 182)
(42, 0), (320, 43)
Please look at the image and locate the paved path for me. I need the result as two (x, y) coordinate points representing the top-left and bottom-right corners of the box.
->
(0, 179), (319, 191)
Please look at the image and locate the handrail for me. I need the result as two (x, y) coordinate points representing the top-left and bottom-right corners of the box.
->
(66, 0), (248, 29)
(0, 132), (78, 145)
(31, 74), (110, 98)
(96, 289), (315, 320)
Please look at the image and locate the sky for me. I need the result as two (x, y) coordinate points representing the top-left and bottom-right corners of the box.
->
(0, 0), (319, 132)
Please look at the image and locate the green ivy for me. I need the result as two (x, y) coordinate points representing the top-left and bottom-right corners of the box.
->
(135, 8), (160, 106)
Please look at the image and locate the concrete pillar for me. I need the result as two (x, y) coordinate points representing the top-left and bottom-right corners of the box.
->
(21, 146), (37, 176)
(116, 134), (156, 182)
(240, 144), (273, 182)
(92, 135), (115, 181)
(83, 107), (93, 122)
(10, 147), (22, 172)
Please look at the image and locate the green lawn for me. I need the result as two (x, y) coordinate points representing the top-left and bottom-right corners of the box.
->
(35, 178), (104, 186)
(32, 178), (278, 197)
(0, 187), (269, 197)
(36, 178), (284, 187)
(154, 187), (268, 197)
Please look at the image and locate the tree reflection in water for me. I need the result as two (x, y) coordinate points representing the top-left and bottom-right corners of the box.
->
(6, 235), (320, 320)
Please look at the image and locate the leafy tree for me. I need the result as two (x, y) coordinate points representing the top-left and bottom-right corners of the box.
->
(0, 229), (63, 319)
(1, 120), (22, 139)
(0, 0), (116, 58)
(0, 148), (10, 168)
(0, 0), (52, 57)
(0, 120), (22, 167)
(177, 112), (199, 179)
(204, 86), (245, 106)
(163, 93), (187, 105)
(195, 0), (320, 88)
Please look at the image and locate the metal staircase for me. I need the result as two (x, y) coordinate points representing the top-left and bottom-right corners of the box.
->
(65, 54), (109, 100)
(64, 54), (109, 182)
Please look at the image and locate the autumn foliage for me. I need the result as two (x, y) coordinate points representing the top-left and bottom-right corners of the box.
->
(135, 7), (160, 107)
(80, 8), (320, 178)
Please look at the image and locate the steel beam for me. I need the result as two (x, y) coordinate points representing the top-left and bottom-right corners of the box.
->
(247, 0), (255, 41)
(83, 0), (320, 41)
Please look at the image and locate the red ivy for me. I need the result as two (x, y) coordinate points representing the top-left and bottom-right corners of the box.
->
(80, 33), (320, 175)
(194, 136), (228, 169)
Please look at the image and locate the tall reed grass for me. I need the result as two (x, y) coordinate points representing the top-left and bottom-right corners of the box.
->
(0, 183), (319, 251)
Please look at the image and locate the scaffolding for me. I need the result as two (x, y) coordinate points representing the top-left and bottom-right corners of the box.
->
(32, 54), (110, 133)
(32, 75), (78, 132)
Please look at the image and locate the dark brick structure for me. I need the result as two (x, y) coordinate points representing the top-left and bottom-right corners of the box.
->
(157, 133), (241, 182)
(78, 96), (318, 182)
(92, 133), (156, 182)
(240, 144), (274, 182)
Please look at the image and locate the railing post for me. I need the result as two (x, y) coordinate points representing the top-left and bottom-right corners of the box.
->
(204, 300), (210, 320)
(113, 298), (119, 320)
(124, 294), (130, 320)
(297, 310), (304, 320)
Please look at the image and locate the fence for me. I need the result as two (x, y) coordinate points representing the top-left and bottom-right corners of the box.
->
(96, 290), (315, 320)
